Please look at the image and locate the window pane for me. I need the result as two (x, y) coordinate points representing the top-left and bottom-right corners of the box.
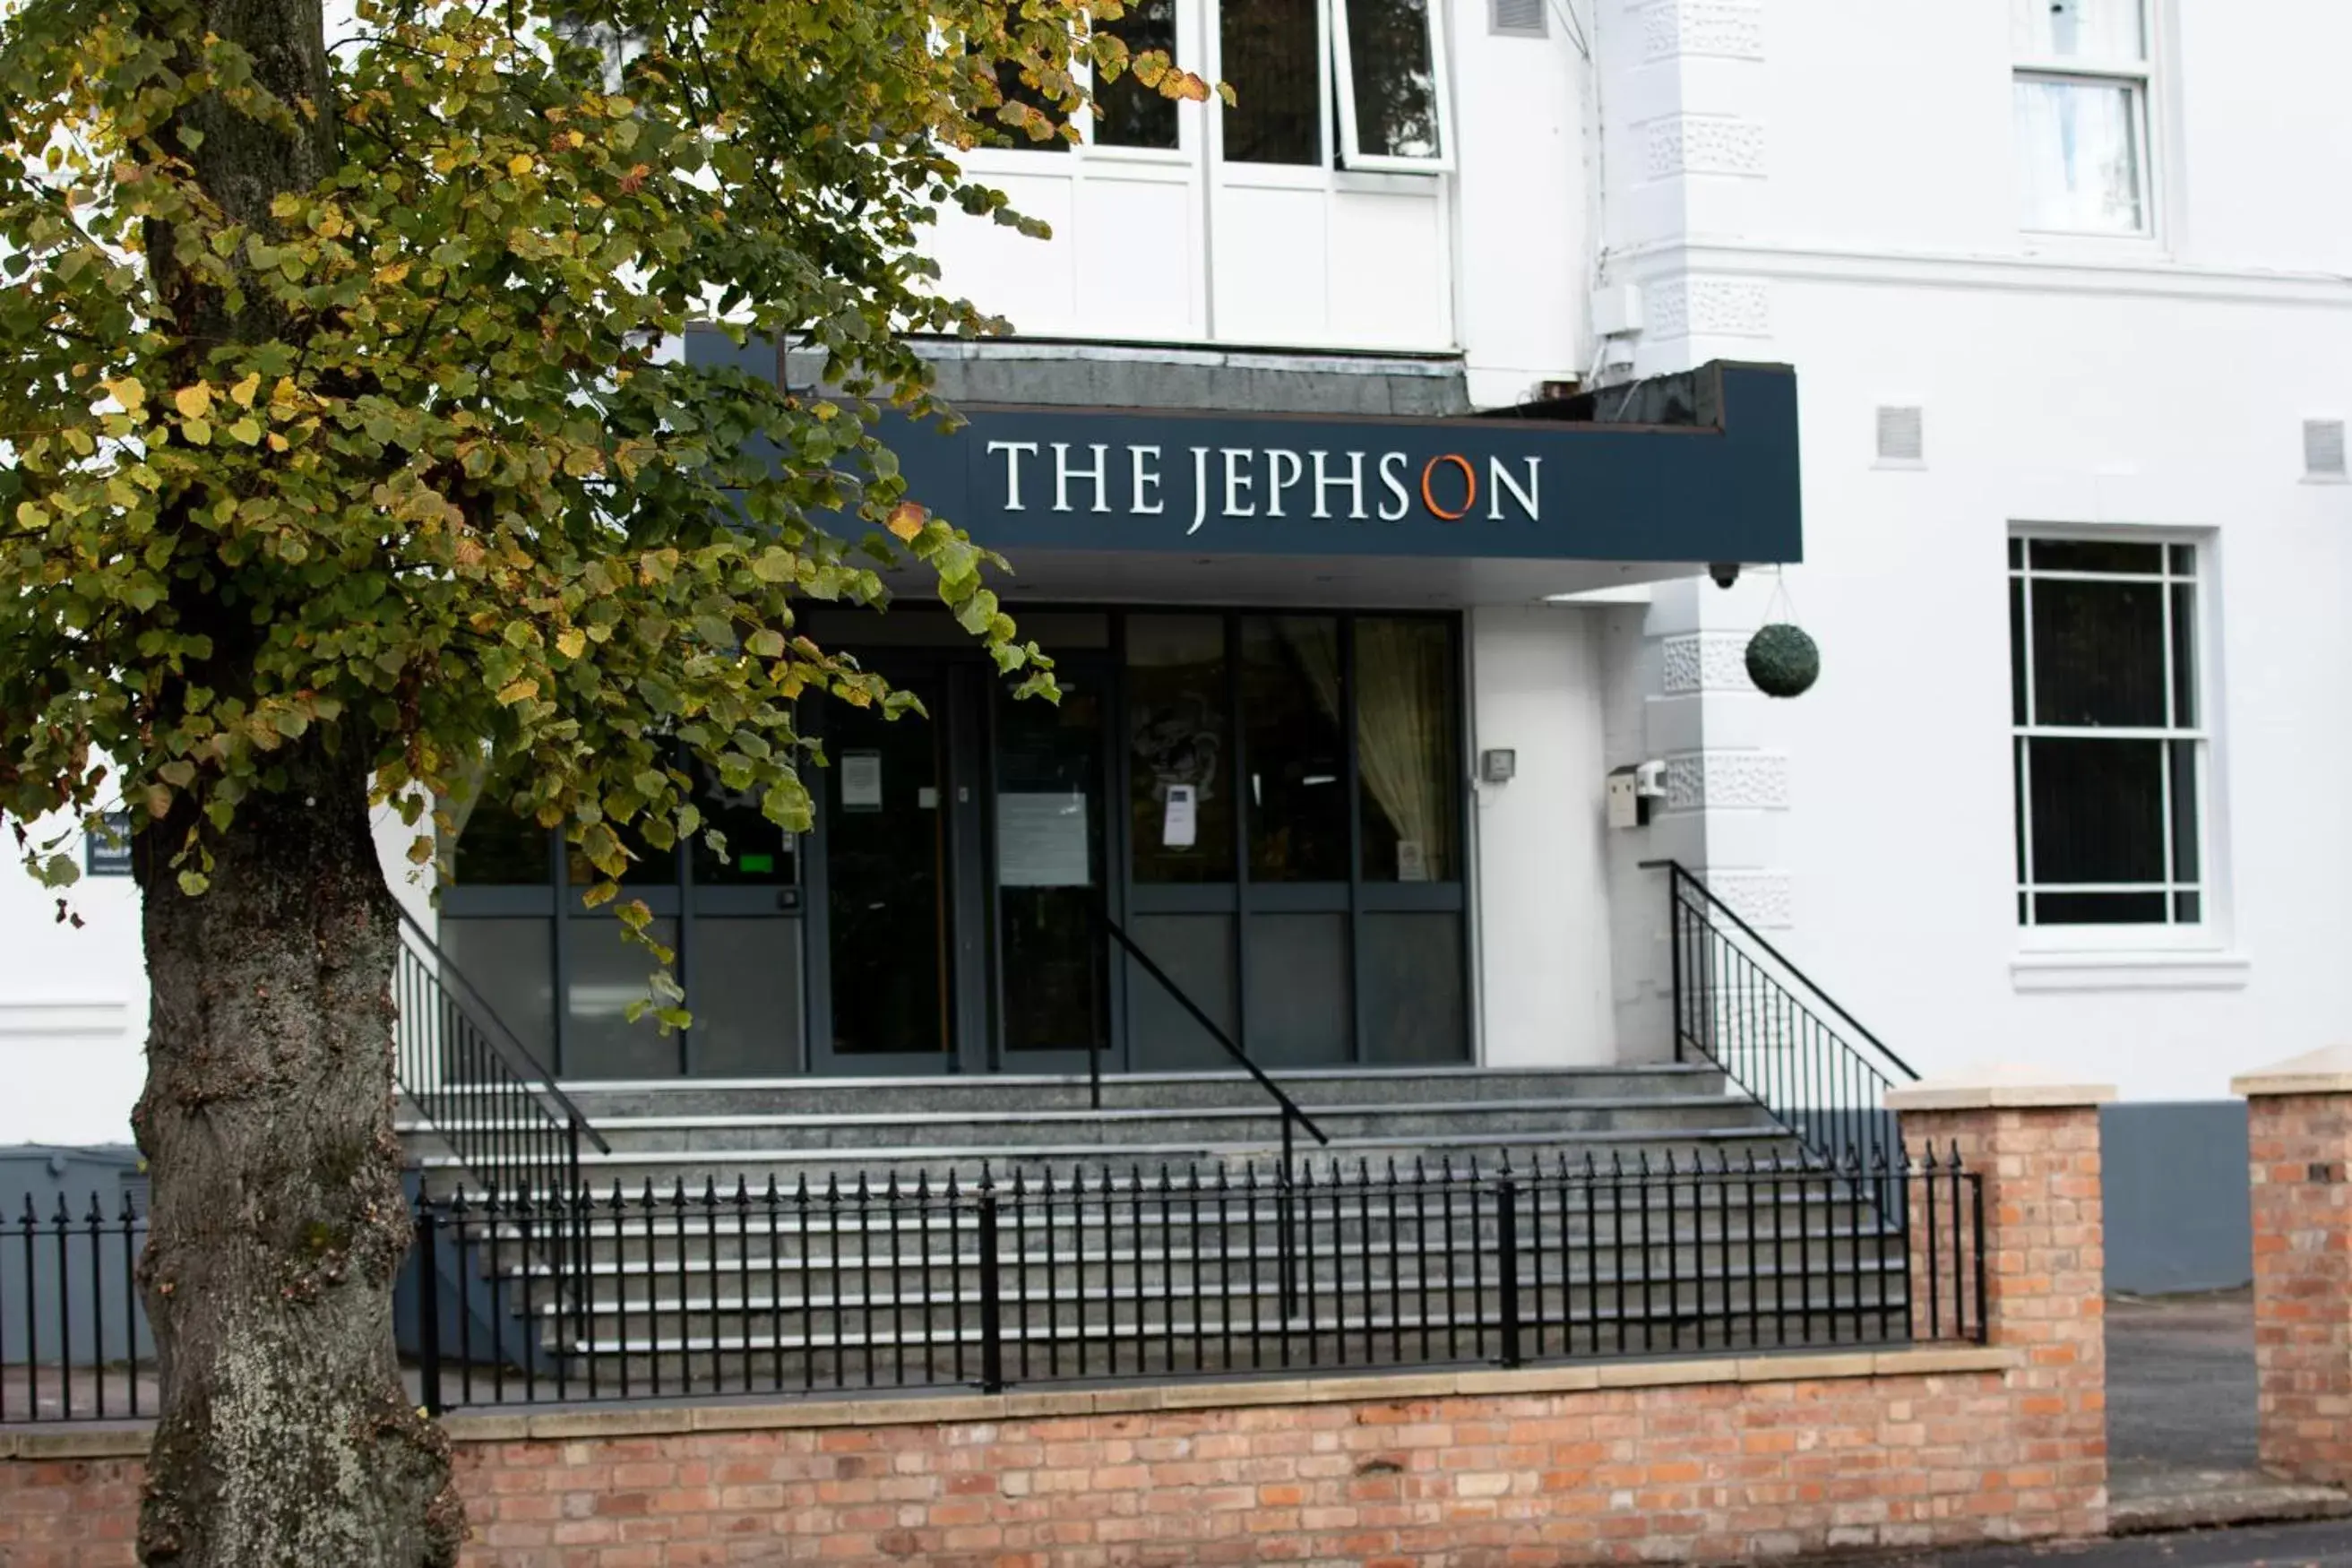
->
(2026, 737), (2164, 884)
(689, 919), (802, 1076)
(1362, 912), (1468, 1063)
(2015, 78), (2144, 235)
(564, 917), (682, 1078)
(567, 814), (675, 887)
(1130, 616), (1236, 882)
(2013, 738), (2029, 883)
(2167, 543), (2195, 577)
(1097, 0), (1178, 149)
(2009, 578), (2029, 725)
(1221, 0), (1321, 163)
(2029, 538), (2163, 574)
(1342, 0), (1443, 159)
(2034, 891), (2167, 925)
(1357, 618), (1460, 883)
(439, 917), (556, 1064)
(2169, 582), (2197, 727)
(2008, 537), (2024, 570)
(2031, 576), (2166, 727)
(445, 791), (550, 884)
(691, 762), (798, 886)
(1244, 913), (1351, 1066)
(1243, 616), (1348, 882)
(2169, 739), (2200, 885)
(2013, 0), (2145, 60)
(996, 673), (1108, 1053)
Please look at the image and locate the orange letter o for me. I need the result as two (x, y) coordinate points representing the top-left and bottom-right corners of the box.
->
(1420, 454), (1477, 521)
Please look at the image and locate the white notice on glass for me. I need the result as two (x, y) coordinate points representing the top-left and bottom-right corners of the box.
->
(1396, 840), (1429, 883)
(998, 793), (1090, 887)
(841, 750), (883, 812)
(1161, 783), (1198, 849)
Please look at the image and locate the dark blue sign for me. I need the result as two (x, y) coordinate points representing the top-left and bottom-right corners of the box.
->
(891, 368), (1800, 564)
(84, 812), (133, 877)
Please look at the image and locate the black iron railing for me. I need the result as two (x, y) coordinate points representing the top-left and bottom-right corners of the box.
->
(1, 1148), (1985, 1423)
(1655, 862), (1917, 1168)
(395, 1146), (1980, 1414)
(392, 907), (609, 1200)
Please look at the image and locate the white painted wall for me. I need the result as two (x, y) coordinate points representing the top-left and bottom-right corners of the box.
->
(1468, 606), (1617, 1067)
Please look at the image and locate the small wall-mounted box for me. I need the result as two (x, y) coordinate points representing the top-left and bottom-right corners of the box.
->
(1607, 766), (1648, 830)
(1479, 748), (1517, 785)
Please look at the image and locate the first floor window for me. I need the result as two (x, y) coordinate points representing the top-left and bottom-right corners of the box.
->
(2010, 535), (2205, 926)
(2012, 0), (2151, 234)
(1219, 0), (1452, 170)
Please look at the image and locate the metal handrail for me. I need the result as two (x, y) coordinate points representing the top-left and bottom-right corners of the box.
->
(1649, 862), (1917, 1084)
(395, 906), (609, 1154)
(1083, 894), (1331, 1151)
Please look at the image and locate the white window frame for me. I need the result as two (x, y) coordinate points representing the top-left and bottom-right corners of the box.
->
(2012, 0), (2157, 239)
(1328, 0), (1457, 174)
(2009, 530), (2217, 951)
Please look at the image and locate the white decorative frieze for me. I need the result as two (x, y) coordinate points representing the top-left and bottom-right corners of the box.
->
(1640, 277), (1773, 340)
(1641, 0), (1765, 62)
(1694, 868), (1794, 930)
(1660, 632), (1758, 693)
(1662, 751), (1790, 814)
(1641, 115), (1769, 180)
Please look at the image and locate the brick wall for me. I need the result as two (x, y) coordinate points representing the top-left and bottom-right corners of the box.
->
(5, 1346), (2077, 1568)
(2244, 1087), (2352, 1487)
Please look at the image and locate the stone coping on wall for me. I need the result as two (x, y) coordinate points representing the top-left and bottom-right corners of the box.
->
(2232, 1044), (2352, 1097)
(0, 1344), (2017, 1461)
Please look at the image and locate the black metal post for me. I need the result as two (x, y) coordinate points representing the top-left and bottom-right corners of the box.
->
(1496, 1177), (1522, 1368)
(1667, 870), (1685, 1063)
(978, 1190), (1004, 1393)
(1277, 1116), (1298, 1319)
(416, 1204), (445, 1417)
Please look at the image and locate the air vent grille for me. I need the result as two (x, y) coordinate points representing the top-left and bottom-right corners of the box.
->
(2305, 418), (2347, 479)
(1876, 405), (1925, 465)
(1492, 0), (1546, 36)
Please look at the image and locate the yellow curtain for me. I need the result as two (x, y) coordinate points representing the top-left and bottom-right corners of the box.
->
(1354, 619), (1451, 880)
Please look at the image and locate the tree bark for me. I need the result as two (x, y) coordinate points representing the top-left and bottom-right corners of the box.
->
(132, 745), (461, 1567)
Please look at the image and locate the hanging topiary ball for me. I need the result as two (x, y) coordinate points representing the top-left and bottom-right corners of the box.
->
(1745, 623), (1821, 698)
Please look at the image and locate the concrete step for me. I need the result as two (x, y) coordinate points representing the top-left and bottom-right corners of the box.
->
(405, 1096), (1771, 1157)
(540, 1065), (1734, 1122)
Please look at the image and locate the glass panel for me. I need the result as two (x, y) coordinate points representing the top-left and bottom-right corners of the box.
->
(2174, 892), (2201, 923)
(2028, 538), (2163, 574)
(1361, 912), (1468, 1063)
(1220, 0), (1321, 164)
(1341, 0), (1443, 160)
(2009, 577), (2029, 726)
(1245, 914), (1351, 1066)
(564, 917), (682, 1078)
(2034, 892), (2167, 925)
(825, 679), (952, 1056)
(2013, 737), (2029, 886)
(2167, 543), (2195, 577)
(1243, 616), (1348, 882)
(438, 918), (557, 1064)
(2169, 738), (2200, 885)
(2015, 78), (2145, 235)
(2169, 582), (2197, 727)
(2030, 576), (2166, 727)
(1356, 617), (1460, 883)
(1097, 0), (1179, 149)
(444, 791), (550, 885)
(995, 676), (1107, 1053)
(1126, 913), (1239, 1072)
(2026, 737), (2164, 884)
(2007, 537), (2025, 570)
(2013, 0), (2145, 60)
(1129, 615), (1235, 883)
(691, 762), (798, 887)
(690, 919), (802, 1076)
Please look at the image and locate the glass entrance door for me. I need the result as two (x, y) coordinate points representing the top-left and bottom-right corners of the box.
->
(816, 669), (956, 1070)
(990, 659), (1113, 1072)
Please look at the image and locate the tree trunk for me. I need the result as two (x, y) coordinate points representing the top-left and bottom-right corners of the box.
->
(132, 745), (462, 1567)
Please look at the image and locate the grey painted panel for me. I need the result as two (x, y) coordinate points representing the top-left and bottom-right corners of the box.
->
(2102, 1102), (2251, 1296)
(0, 1147), (153, 1366)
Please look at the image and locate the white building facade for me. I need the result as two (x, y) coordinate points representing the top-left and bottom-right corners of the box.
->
(6, 0), (2347, 1291)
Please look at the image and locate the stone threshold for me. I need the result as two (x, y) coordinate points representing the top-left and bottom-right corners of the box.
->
(0, 1345), (2015, 1460)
